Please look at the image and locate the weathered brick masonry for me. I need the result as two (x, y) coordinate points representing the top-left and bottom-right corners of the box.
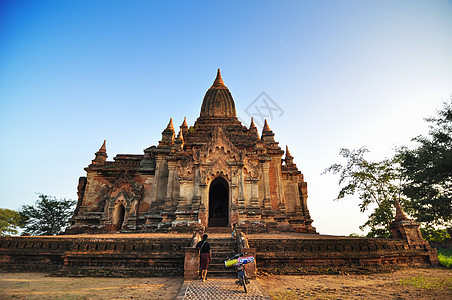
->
(0, 235), (191, 276)
(248, 236), (438, 273)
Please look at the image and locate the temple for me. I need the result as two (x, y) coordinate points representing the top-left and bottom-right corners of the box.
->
(69, 69), (316, 233)
(1, 70), (438, 277)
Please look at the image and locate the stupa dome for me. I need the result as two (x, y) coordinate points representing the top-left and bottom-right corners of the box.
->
(200, 69), (236, 118)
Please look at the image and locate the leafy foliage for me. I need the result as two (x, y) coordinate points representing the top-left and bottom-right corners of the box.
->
(420, 227), (451, 243)
(398, 99), (452, 227)
(323, 147), (405, 237)
(437, 248), (452, 268)
(0, 208), (24, 236)
(20, 194), (76, 236)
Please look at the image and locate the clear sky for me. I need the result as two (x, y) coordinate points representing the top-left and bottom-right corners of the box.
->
(1, 0), (451, 235)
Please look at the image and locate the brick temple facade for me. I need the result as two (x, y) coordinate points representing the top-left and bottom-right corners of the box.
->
(69, 70), (315, 234)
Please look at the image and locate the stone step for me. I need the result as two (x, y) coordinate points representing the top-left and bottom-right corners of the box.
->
(209, 241), (235, 244)
(197, 235), (238, 278)
(207, 270), (236, 278)
(205, 227), (233, 233)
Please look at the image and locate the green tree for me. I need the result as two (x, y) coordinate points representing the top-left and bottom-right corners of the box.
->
(0, 208), (24, 236)
(323, 147), (405, 238)
(20, 194), (76, 236)
(398, 99), (452, 228)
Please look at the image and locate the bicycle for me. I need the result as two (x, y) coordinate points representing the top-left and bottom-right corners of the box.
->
(224, 253), (254, 293)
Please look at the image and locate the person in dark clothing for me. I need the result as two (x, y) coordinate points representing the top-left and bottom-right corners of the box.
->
(195, 234), (212, 282)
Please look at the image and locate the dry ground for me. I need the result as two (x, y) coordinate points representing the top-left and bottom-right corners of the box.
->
(258, 267), (452, 300)
(0, 273), (184, 300)
(0, 267), (451, 300)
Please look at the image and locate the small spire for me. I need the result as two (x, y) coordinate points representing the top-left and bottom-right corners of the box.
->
(263, 119), (271, 132)
(286, 145), (292, 157)
(166, 118), (174, 131)
(176, 130), (184, 141)
(181, 117), (188, 128)
(261, 119), (275, 142)
(212, 68), (225, 87)
(92, 140), (107, 164)
(394, 200), (409, 221)
(99, 140), (106, 153)
(250, 117), (257, 128)
(249, 117), (259, 139)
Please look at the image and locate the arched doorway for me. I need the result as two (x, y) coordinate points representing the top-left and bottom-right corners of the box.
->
(208, 177), (229, 227)
(113, 204), (125, 231)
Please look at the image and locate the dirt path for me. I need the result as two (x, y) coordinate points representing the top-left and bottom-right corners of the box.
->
(258, 267), (452, 300)
(0, 268), (451, 299)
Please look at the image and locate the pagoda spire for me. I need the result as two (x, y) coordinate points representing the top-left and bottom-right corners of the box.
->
(166, 118), (174, 131)
(174, 130), (184, 151)
(200, 69), (235, 117)
(212, 68), (225, 87)
(263, 119), (271, 132)
(159, 118), (175, 146)
(250, 117), (256, 128)
(261, 119), (275, 142)
(249, 117), (259, 139)
(285, 145), (294, 166)
(180, 117), (188, 137)
(394, 200), (409, 222)
(92, 140), (107, 164)
(99, 140), (106, 153)
(285, 145), (292, 157)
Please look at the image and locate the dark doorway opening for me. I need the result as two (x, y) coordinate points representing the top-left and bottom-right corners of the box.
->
(208, 177), (229, 227)
(113, 204), (125, 231)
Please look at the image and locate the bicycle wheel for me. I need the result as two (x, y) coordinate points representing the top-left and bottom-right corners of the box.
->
(239, 275), (247, 293)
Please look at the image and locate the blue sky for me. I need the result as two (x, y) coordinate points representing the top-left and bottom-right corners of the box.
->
(1, 0), (451, 235)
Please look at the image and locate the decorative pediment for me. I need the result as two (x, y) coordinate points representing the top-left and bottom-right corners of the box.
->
(243, 159), (261, 178)
(200, 126), (240, 163)
(207, 156), (230, 179)
(177, 157), (194, 178)
(110, 171), (143, 200)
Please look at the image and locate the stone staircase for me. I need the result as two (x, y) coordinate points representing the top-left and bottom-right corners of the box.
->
(207, 236), (237, 278)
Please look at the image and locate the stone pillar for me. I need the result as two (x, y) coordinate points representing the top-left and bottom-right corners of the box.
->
(237, 164), (245, 209)
(176, 180), (187, 210)
(261, 161), (271, 210)
(198, 170), (208, 227)
(249, 178), (260, 209)
(184, 247), (200, 280)
(153, 156), (165, 203)
(165, 160), (177, 209)
(230, 166), (239, 226)
(191, 164), (201, 209)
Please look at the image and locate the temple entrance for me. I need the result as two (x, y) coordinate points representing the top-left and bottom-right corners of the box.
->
(208, 177), (229, 227)
(113, 203), (125, 231)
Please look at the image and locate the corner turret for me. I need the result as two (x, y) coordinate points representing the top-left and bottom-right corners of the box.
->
(92, 140), (107, 164)
(261, 119), (275, 143)
(159, 118), (175, 146)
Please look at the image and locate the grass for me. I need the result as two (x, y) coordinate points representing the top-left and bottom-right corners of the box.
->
(437, 247), (452, 268)
(399, 275), (452, 290)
